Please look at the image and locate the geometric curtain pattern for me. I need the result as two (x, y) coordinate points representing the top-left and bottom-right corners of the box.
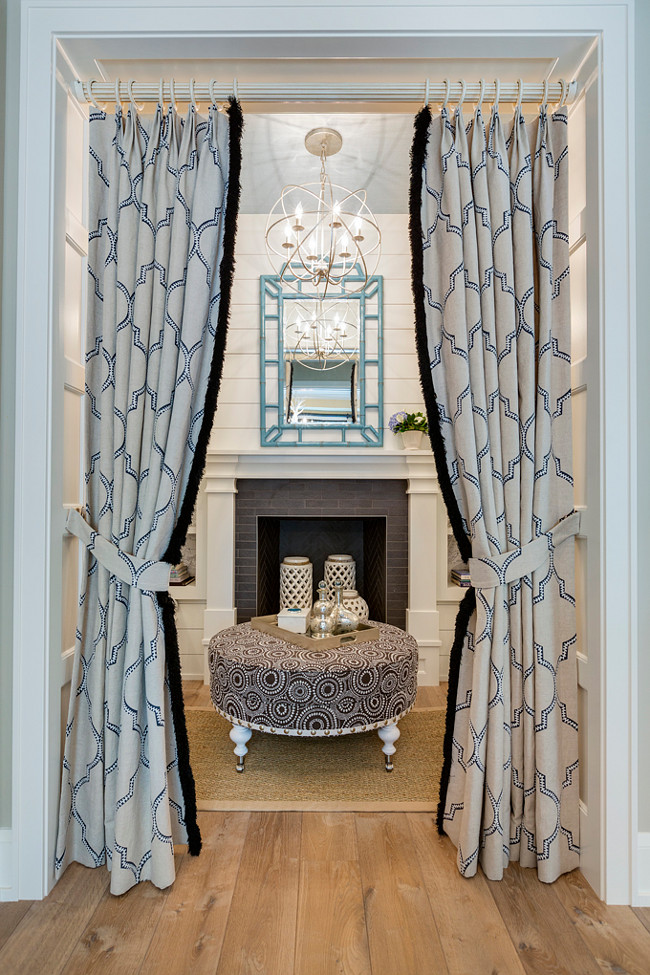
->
(55, 100), (241, 895)
(410, 103), (580, 882)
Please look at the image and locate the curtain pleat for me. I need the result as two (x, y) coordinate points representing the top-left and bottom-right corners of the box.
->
(56, 99), (242, 895)
(411, 102), (579, 882)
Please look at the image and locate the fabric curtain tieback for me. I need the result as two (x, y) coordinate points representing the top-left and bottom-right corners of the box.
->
(468, 511), (581, 590)
(65, 507), (172, 592)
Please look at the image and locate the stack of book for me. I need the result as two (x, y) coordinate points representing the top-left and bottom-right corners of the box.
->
(169, 562), (194, 586)
(451, 567), (471, 588)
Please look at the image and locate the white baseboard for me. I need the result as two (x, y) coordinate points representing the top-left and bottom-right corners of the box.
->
(636, 832), (650, 906)
(0, 828), (15, 900)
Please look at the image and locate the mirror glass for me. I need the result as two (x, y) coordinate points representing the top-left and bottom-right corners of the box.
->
(260, 270), (383, 447)
(287, 359), (357, 424)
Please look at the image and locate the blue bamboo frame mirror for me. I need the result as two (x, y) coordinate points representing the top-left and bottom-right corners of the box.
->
(260, 269), (383, 447)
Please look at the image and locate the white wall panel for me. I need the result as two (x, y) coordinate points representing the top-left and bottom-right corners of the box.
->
(61, 536), (79, 656)
(60, 89), (87, 694)
(63, 246), (83, 360)
(570, 243), (588, 364)
(569, 95), (587, 219)
(62, 390), (82, 502)
(65, 96), (85, 225)
(575, 536), (588, 660)
(572, 387), (588, 509)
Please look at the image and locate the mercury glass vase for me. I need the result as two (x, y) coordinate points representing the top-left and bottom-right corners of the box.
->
(331, 580), (360, 634)
(309, 581), (336, 640)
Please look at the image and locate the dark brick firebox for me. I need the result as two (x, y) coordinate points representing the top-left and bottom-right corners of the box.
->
(234, 479), (408, 629)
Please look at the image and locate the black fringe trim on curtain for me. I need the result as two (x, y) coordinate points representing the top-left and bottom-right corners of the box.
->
(157, 97), (244, 858)
(409, 105), (471, 566)
(435, 586), (476, 833)
(409, 104), (476, 834)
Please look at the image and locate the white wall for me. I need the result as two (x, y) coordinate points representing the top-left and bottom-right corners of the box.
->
(0, 0), (20, 831)
(636, 0), (650, 835)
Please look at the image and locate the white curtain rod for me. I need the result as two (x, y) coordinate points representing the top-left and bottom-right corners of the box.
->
(73, 78), (577, 108)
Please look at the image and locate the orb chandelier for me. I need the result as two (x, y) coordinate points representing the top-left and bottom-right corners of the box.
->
(265, 127), (381, 298)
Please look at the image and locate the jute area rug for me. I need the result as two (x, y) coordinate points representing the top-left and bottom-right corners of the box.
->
(186, 707), (445, 812)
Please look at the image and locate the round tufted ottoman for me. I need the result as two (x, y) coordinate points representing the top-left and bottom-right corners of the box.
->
(207, 621), (418, 772)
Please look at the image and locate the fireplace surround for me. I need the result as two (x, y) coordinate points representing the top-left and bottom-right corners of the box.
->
(200, 450), (443, 684)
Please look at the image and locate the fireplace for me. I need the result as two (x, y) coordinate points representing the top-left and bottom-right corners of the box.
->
(201, 450), (443, 684)
(235, 479), (408, 627)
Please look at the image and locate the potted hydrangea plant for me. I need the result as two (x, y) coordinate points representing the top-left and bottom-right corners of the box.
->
(388, 410), (429, 450)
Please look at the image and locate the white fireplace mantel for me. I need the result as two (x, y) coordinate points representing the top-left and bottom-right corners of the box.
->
(201, 447), (443, 684)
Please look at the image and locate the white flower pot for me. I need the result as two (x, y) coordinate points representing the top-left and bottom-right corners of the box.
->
(400, 430), (424, 450)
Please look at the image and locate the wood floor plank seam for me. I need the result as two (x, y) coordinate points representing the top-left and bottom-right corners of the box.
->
(0, 864), (112, 975)
(551, 871), (650, 975)
(400, 814), (452, 975)
(207, 812), (254, 975)
(60, 857), (181, 975)
(133, 857), (190, 975)
(354, 814), (377, 975)
(207, 812), (262, 975)
(405, 812), (528, 975)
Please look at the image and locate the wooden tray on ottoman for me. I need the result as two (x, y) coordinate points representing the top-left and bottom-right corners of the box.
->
(250, 615), (380, 650)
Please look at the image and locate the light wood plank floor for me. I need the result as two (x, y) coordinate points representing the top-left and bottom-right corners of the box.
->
(2, 681), (649, 975)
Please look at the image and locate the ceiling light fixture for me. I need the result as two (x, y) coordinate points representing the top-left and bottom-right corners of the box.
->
(265, 127), (381, 298)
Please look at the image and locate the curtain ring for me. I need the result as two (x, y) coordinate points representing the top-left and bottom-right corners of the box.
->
(87, 79), (102, 110)
(423, 78), (430, 109)
(189, 77), (198, 112)
(560, 78), (568, 107)
(114, 76), (121, 108)
(233, 76), (239, 101)
(457, 78), (466, 111)
(169, 77), (177, 113)
(127, 79), (141, 114)
(442, 77), (451, 110)
(477, 77), (486, 112)
(516, 77), (524, 114)
(158, 77), (165, 111)
(494, 78), (501, 110)
(542, 78), (549, 106)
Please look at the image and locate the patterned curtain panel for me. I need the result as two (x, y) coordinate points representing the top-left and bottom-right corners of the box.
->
(56, 99), (242, 895)
(410, 102), (580, 882)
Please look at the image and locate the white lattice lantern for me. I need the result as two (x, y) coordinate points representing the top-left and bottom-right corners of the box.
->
(342, 589), (369, 622)
(280, 556), (313, 611)
(324, 554), (356, 600)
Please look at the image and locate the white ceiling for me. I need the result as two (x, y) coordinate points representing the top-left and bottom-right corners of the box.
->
(238, 113), (413, 214)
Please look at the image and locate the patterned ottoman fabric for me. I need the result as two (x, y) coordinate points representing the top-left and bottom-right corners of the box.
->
(208, 621), (418, 734)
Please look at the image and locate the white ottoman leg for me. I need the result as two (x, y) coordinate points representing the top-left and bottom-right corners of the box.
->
(378, 722), (400, 772)
(229, 724), (253, 772)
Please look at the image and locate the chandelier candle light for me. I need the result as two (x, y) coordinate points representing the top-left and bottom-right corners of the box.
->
(265, 127), (381, 298)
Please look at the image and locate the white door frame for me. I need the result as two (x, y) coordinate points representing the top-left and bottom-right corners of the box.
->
(9, 0), (637, 902)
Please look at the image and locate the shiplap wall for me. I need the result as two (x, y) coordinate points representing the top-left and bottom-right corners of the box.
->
(175, 213), (462, 680)
(210, 213), (425, 451)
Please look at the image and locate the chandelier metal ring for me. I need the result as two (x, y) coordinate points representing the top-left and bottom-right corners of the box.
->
(265, 127), (381, 298)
